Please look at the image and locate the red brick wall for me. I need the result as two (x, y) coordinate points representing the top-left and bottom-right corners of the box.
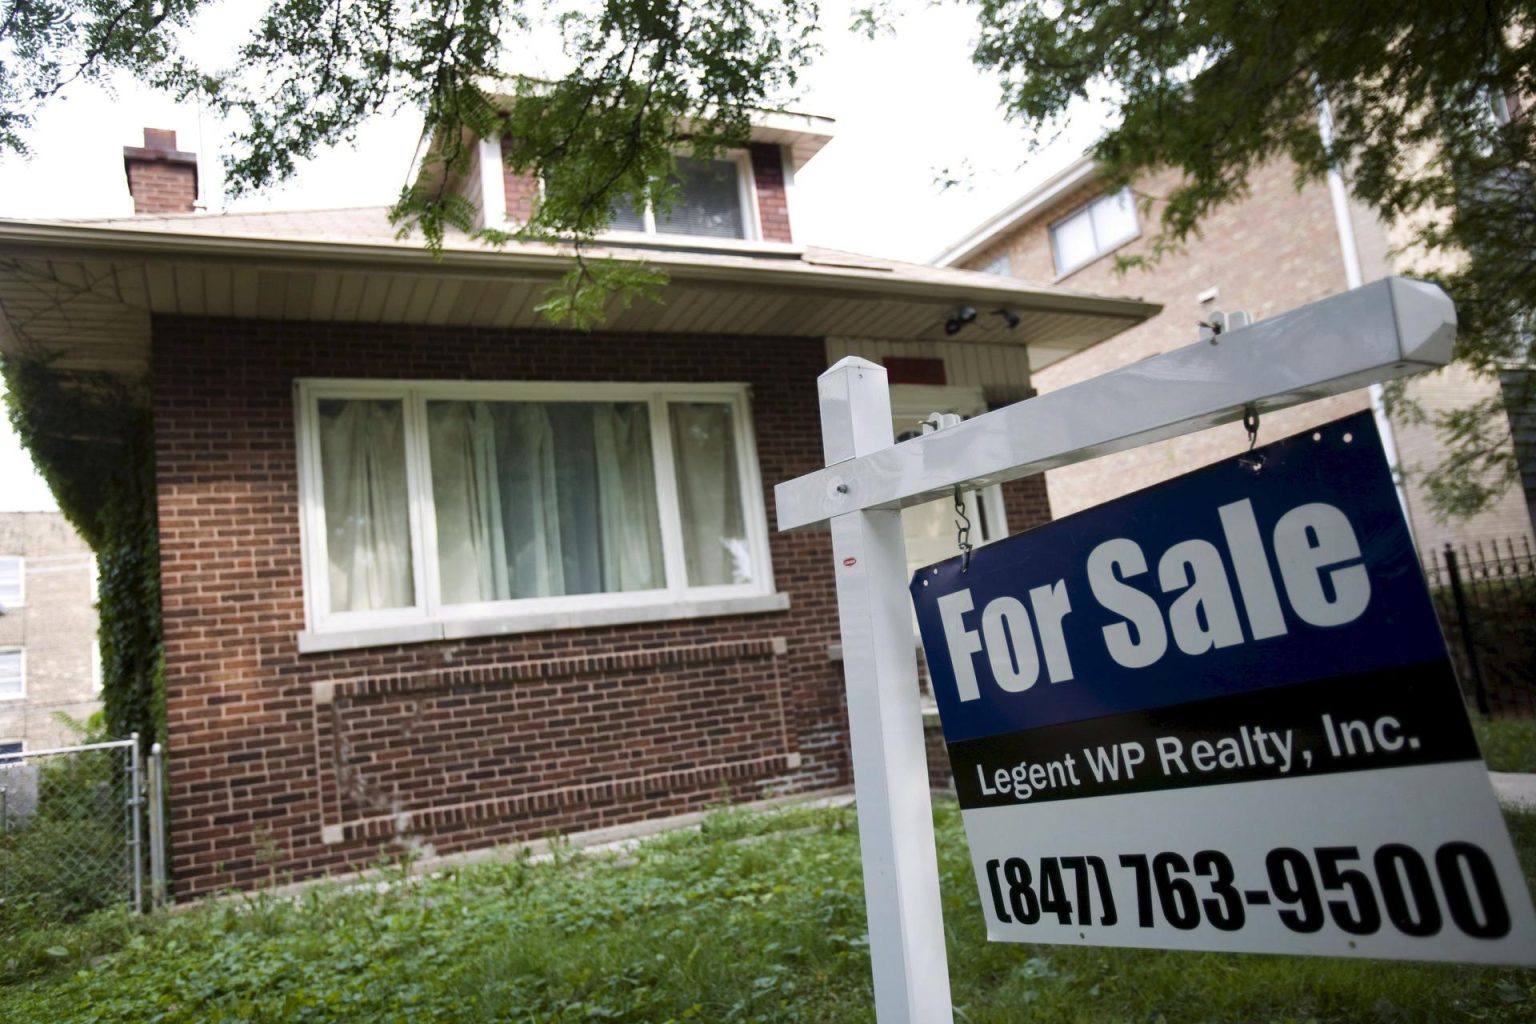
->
(151, 317), (850, 897)
(924, 718), (953, 791)
(499, 138), (540, 222)
(125, 161), (196, 215)
(999, 475), (1051, 538)
(750, 144), (793, 243)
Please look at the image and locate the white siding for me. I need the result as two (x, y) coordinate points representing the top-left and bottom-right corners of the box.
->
(824, 338), (1035, 405)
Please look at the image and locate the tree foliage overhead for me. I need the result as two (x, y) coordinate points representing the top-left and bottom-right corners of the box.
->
(2, 1), (1533, 516)
(972, 0), (1536, 520)
(1, 0), (820, 323)
(0, 0), (204, 155)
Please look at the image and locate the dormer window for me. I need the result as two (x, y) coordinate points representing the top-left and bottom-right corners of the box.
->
(604, 155), (757, 241)
(484, 112), (830, 246)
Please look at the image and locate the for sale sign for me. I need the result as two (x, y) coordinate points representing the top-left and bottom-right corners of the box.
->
(911, 411), (1536, 963)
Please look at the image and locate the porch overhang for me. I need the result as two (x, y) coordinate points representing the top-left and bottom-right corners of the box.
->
(0, 218), (1159, 383)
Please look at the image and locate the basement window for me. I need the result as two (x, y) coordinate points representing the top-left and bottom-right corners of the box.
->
(294, 380), (779, 649)
(1050, 187), (1139, 276)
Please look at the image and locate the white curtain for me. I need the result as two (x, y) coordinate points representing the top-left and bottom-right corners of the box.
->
(318, 399), (414, 612)
(594, 404), (664, 592)
(669, 403), (751, 586)
(497, 403), (567, 599)
(427, 400), (664, 601)
(428, 401), (510, 604)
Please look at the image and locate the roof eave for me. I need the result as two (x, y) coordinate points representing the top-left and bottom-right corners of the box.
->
(932, 154), (1100, 268)
(0, 219), (1158, 321)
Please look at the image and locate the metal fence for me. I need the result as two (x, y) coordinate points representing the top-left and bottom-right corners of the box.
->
(1421, 536), (1536, 717)
(0, 735), (167, 937)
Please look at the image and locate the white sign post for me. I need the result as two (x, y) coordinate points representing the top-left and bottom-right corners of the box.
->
(818, 365), (955, 1023)
(778, 278), (1459, 1023)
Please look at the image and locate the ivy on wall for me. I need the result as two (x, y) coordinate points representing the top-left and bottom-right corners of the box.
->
(1, 357), (164, 746)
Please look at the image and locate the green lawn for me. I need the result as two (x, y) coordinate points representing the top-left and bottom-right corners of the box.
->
(1473, 715), (1536, 773)
(2, 801), (1534, 1023)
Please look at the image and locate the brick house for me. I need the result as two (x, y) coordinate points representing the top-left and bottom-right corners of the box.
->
(0, 512), (101, 755)
(936, 155), (1536, 556)
(0, 119), (1155, 898)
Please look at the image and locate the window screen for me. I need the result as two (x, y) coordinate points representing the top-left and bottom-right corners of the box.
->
(659, 158), (746, 239)
(427, 400), (665, 603)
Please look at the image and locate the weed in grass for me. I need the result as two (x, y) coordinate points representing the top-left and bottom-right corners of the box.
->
(1472, 716), (1536, 774)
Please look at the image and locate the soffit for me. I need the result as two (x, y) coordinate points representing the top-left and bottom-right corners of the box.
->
(0, 215), (1157, 381)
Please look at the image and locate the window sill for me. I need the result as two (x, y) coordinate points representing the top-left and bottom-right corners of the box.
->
(581, 231), (805, 259)
(297, 591), (792, 654)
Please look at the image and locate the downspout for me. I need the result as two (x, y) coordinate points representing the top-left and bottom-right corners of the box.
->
(1317, 91), (1416, 540)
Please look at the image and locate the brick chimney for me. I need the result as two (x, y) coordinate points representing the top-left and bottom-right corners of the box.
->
(122, 128), (199, 214)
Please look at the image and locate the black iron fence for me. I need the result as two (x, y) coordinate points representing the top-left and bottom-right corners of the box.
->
(1421, 536), (1536, 717)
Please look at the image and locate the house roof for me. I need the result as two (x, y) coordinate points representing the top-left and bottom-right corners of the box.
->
(932, 154), (1099, 267)
(0, 202), (1159, 383)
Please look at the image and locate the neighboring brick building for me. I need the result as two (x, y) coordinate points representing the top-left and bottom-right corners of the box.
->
(0, 512), (100, 754)
(936, 155), (1536, 558)
(0, 117), (1155, 896)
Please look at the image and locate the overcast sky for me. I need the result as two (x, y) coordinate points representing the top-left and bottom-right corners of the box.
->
(0, 3), (1101, 513)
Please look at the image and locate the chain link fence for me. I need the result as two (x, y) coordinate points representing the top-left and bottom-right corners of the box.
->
(0, 736), (167, 939)
(1422, 536), (1536, 717)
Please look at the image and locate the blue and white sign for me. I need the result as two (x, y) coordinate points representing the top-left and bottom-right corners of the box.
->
(912, 411), (1536, 963)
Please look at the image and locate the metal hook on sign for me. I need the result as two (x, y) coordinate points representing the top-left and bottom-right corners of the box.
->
(953, 485), (973, 572)
(1238, 403), (1265, 473)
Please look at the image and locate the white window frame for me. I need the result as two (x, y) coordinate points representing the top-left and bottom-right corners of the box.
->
(550, 151), (762, 244)
(1049, 187), (1140, 277)
(0, 647), (24, 701)
(0, 740), (22, 762)
(0, 555), (22, 610)
(294, 379), (779, 650)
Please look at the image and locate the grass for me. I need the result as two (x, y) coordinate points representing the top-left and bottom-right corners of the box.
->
(1473, 715), (1536, 773)
(1, 800), (1533, 1023)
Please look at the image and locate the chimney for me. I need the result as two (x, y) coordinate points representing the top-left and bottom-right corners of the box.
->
(122, 128), (199, 215)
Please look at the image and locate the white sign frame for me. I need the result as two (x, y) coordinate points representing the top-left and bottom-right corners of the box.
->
(775, 278), (1457, 1024)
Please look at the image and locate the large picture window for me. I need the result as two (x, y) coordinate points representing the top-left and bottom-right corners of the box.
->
(296, 381), (775, 646)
